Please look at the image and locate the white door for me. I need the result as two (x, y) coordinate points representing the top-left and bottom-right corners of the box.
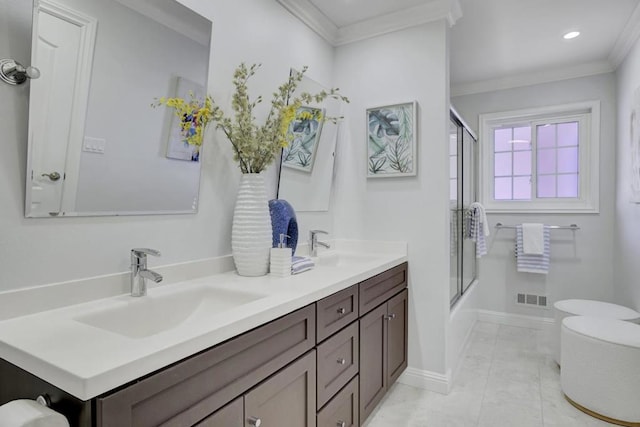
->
(27, 3), (95, 216)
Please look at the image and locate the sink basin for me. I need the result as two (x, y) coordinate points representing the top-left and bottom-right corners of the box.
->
(314, 252), (384, 267)
(75, 286), (266, 338)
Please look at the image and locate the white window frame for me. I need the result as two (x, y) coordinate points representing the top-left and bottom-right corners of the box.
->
(479, 101), (600, 213)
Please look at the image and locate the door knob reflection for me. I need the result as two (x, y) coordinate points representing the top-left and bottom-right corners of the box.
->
(41, 172), (61, 181)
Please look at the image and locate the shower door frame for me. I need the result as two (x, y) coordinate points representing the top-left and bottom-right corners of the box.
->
(450, 108), (478, 307)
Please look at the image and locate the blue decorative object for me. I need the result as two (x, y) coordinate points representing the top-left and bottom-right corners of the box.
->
(269, 199), (299, 255)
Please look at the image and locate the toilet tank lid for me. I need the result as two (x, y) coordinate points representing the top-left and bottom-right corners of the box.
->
(554, 299), (640, 320)
(563, 316), (640, 348)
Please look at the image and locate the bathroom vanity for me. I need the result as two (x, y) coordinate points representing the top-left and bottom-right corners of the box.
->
(0, 244), (407, 427)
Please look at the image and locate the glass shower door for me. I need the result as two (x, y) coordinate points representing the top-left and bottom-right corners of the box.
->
(450, 110), (477, 306)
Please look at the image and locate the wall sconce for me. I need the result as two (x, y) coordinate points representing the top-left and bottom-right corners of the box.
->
(0, 59), (40, 86)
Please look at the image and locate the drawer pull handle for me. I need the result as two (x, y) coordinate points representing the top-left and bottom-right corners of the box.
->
(385, 313), (396, 320)
(337, 358), (346, 365)
(248, 416), (262, 426)
(337, 421), (346, 427)
(337, 307), (346, 315)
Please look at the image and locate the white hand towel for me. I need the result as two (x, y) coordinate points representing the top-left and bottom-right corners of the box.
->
(522, 223), (544, 255)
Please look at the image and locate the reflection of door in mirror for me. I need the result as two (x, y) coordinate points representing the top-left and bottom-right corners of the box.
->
(27, 1), (96, 216)
(25, 0), (211, 217)
(277, 70), (340, 212)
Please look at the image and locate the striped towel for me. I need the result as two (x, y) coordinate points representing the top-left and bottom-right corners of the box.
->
(469, 203), (489, 258)
(292, 256), (314, 275)
(516, 225), (551, 274)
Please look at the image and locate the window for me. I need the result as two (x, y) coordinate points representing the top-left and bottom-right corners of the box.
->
(479, 101), (600, 213)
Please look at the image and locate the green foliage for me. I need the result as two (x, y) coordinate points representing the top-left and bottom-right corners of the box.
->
(210, 64), (349, 174)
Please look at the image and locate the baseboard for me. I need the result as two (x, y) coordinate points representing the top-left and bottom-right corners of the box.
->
(477, 309), (554, 330)
(398, 366), (452, 395)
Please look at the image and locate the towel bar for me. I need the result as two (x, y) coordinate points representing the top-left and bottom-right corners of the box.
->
(495, 223), (579, 230)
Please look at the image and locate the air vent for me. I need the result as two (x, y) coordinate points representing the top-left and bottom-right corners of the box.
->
(516, 293), (549, 308)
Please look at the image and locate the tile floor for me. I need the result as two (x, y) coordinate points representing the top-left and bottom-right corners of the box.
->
(365, 321), (617, 427)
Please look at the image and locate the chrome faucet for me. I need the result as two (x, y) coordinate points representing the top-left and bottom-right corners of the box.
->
(130, 248), (163, 297)
(309, 230), (330, 257)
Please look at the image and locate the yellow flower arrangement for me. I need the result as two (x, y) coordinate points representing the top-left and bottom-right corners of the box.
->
(154, 93), (213, 147)
(157, 64), (348, 174)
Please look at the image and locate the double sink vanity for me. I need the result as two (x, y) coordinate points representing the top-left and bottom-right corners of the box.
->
(0, 241), (408, 427)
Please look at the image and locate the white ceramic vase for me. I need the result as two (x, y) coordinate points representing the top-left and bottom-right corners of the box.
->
(232, 174), (272, 276)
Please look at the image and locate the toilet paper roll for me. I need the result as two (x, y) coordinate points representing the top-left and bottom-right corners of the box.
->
(0, 399), (69, 427)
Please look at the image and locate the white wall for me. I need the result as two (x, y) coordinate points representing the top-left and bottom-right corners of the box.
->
(333, 22), (451, 376)
(614, 37), (640, 311)
(0, 0), (335, 291)
(452, 73), (617, 316)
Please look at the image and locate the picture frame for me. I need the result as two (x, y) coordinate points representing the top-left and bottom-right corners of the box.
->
(366, 101), (417, 178)
(282, 106), (325, 173)
(166, 76), (204, 162)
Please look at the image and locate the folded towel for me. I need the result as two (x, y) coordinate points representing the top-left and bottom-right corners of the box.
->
(468, 203), (489, 258)
(522, 223), (544, 255)
(516, 225), (550, 274)
(292, 256), (314, 275)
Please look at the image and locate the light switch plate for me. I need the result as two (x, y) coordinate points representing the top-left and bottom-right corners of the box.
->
(83, 137), (106, 154)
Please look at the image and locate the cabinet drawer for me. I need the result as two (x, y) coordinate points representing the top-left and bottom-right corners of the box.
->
(194, 397), (243, 427)
(316, 285), (358, 343)
(97, 305), (315, 427)
(359, 262), (407, 315)
(317, 375), (359, 427)
(316, 321), (359, 409)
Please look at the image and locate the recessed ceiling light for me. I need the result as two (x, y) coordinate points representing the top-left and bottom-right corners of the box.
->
(563, 31), (580, 40)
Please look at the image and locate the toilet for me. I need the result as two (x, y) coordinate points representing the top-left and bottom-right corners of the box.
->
(561, 316), (640, 426)
(553, 299), (640, 365)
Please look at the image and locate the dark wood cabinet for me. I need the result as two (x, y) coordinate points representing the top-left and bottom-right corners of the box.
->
(316, 285), (358, 343)
(245, 350), (316, 427)
(194, 398), (243, 427)
(359, 288), (408, 423)
(359, 303), (387, 422)
(316, 321), (359, 408)
(387, 289), (408, 385)
(317, 376), (359, 427)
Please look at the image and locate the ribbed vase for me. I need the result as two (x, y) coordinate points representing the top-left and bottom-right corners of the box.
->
(232, 174), (272, 276)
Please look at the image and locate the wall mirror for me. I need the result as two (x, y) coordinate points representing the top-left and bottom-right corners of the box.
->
(25, 0), (211, 217)
(277, 70), (341, 212)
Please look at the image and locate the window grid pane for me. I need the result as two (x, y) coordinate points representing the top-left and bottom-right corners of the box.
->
(492, 125), (532, 201)
(535, 122), (579, 199)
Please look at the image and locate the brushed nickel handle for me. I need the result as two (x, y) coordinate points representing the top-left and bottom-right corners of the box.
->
(385, 313), (396, 320)
(337, 421), (346, 427)
(41, 172), (61, 181)
(248, 416), (262, 426)
(337, 358), (346, 365)
(337, 307), (346, 315)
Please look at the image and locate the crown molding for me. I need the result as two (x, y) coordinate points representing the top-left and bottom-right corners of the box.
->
(276, 0), (461, 47)
(609, 2), (640, 68)
(276, 0), (339, 45)
(451, 60), (614, 97)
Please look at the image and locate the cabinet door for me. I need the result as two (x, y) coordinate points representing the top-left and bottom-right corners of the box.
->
(358, 304), (387, 422)
(386, 289), (408, 385)
(194, 398), (243, 427)
(244, 350), (316, 427)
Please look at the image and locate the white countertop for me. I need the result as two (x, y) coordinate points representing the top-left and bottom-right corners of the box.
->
(0, 241), (407, 401)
